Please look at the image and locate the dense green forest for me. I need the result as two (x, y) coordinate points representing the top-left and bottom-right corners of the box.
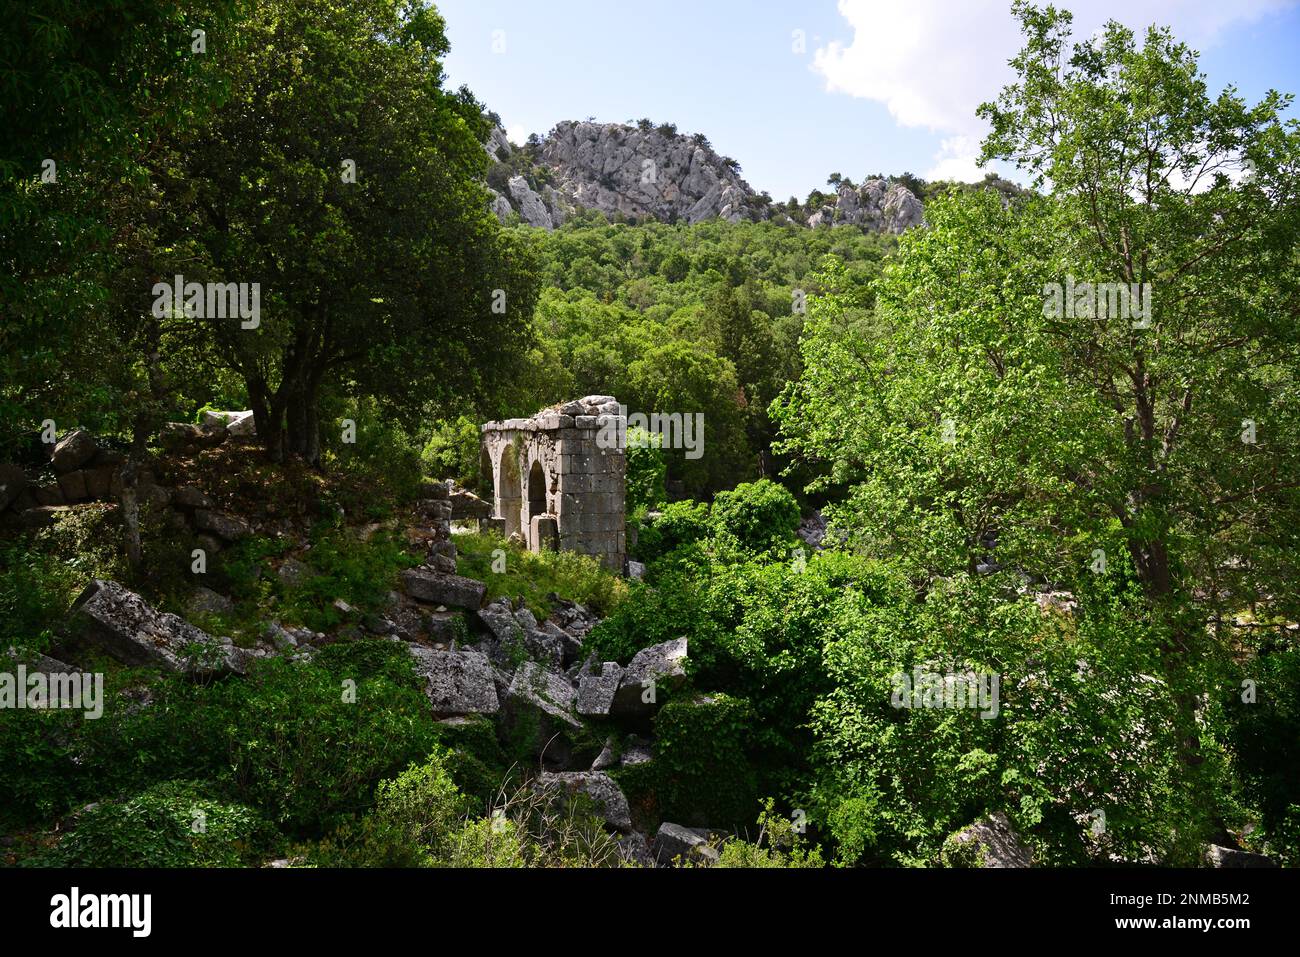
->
(2, 0), (1298, 871)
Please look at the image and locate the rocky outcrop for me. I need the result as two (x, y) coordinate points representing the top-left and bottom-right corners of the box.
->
(806, 178), (925, 233)
(483, 121), (926, 234)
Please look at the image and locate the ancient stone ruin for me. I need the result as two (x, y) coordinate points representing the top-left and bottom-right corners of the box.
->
(480, 396), (626, 572)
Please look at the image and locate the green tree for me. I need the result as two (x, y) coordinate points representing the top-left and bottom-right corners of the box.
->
(171, 0), (539, 463)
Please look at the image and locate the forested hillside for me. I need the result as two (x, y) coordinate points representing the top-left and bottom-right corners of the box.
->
(1, 0), (1298, 876)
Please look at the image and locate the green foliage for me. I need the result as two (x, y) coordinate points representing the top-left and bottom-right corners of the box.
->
(709, 799), (826, 868)
(625, 427), (668, 515)
(454, 531), (627, 620)
(632, 499), (712, 566)
(35, 780), (274, 868)
(421, 415), (486, 490)
(709, 479), (800, 555)
(645, 695), (759, 830)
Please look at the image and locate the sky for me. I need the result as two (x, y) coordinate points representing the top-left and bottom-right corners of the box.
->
(433, 0), (1300, 201)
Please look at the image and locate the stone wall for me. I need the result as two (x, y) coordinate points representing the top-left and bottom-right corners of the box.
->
(481, 396), (626, 572)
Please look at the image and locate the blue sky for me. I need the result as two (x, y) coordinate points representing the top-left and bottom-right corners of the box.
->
(434, 0), (1300, 201)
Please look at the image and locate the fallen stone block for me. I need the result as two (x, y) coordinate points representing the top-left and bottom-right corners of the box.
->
(51, 429), (97, 473)
(65, 579), (248, 676)
(577, 662), (622, 716)
(612, 637), (688, 718)
(408, 646), (500, 717)
(401, 567), (486, 609)
(653, 822), (719, 866)
(536, 771), (633, 833)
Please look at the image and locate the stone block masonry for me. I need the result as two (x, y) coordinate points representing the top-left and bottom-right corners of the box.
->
(481, 396), (626, 573)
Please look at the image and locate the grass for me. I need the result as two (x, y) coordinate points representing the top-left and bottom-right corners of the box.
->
(454, 530), (628, 621)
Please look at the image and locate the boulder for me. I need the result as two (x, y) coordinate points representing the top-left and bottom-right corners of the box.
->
(56, 469), (88, 502)
(200, 409), (256, 437)
(0, 464), (27, 510)
(408, 646), (500, 717)
(612, 637), (688, 718)
(478, 598), (522, 643)
(193, 509), (252, 542)
(51, 429), (97, 473)
(83, 466), (115, 501)
(188, 586), (236, 617)
(401, 567), (486, 609)
(64, 580), (249, 676)
(943, 812), (1033, 867)
(621, 735), (653, 767)
(618, 831), (656, 868)
(171, 486), (212, 510)
(506, 661), (581, 730)
(577, 661), (622, 716)
(33, 482), (64, 507)
(1205, 844), (1276, 868)
(276, 557), (314, 587)
(653, 822), (719, 866)
(536, 771), (632, 833)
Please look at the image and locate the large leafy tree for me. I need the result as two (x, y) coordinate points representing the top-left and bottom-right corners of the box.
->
(776, 1), (1300, 838)
(167, 0), (538, 463)
(0, 0), (237, 457)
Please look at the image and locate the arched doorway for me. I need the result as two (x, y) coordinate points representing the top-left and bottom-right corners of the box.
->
(498, 446), (522, 540)
(527, 459), (547, 527)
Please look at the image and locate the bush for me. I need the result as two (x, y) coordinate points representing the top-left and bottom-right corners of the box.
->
(632, 499), (712, 566)
(625, 426), (667, 516)
(35, 780), (275, 867)
(421, 415), (484, 492)
(643, 694), (759, 831)
(709, 479), (800, 554)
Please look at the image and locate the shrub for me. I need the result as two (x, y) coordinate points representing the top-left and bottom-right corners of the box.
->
(35, 780), (275, 867)
(625, 426), (667, 516)
(709, 479), (800, 554)
(632, 499), (712, 566)
(638, 694), (759, 831)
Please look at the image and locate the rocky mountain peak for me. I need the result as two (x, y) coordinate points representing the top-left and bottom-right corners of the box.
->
(484, 119), (926, 234)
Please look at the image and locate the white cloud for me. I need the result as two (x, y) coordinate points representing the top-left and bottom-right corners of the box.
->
(506, 123), (530, 146)
(815, 0), (1295, 182)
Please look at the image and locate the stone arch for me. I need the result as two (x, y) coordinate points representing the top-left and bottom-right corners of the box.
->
(477, 444), (493, 500)
(498, 444), (523, 539)
(527, 459), (547, 523)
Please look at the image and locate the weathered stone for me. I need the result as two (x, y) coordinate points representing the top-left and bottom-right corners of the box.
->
(577, 662), (622, 716)
(51, 429), (97, 473)
(536, 771), (632, 833)
(653, 822), (719, 866)
(477, 598), (522, 644)
(200, 409), (256, 437)
(0, 464), (27, 510)
(408, 646), (500, 717)
(33, 482), (64, 507)
(65, 580), (248, 675)
(612, 637), (688, 718)
(83, 466), (115, 501)
(943, 812), (1033, 867)
(1205, 844), (1276, 868)
(619, 831), (656, 868)
(276, 557), (313, 587)
(401, 567), (486, 609)
(56, 469), (88, 502)
(506, 661), (581, 729)
(193, 509), (251, 542)
(171, 486), (212, 509)
(621, 735), (653, 767)
(188, 586), (235, 617)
